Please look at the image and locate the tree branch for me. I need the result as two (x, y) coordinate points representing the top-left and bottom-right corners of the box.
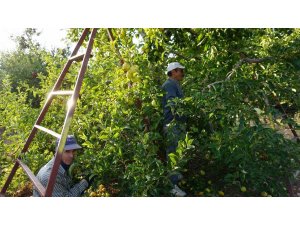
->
(107, 28), (124, 65)
(226, 56), (273, 80)
(243, 57), (273, 64)
(170, 51), (202, 61)
(204, 56), (272, 91)
(170, 51), (190, 61)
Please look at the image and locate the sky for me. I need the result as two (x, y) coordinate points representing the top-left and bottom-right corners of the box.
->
(0, 0), (299, 53)
(0, 28), (68, 52)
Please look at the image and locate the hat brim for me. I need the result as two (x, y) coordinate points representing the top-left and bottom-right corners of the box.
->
(64, 143), (82, 151)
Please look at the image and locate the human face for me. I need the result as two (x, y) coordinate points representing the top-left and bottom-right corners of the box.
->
(172, 68), (185, 81)
(62, 149), (77, 165)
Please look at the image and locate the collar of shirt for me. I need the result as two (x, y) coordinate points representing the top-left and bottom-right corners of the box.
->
(168, 77), (180, 86)
(61, 161), (70, 172)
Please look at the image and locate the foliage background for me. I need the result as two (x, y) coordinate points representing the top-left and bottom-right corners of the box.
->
(0, 28), (300, 196)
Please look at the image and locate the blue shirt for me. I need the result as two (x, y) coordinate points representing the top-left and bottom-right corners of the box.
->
(161, 78), (184, 126)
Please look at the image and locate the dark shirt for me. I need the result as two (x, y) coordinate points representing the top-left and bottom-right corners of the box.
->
(161, 78), (184, 126)
(61, 161), (70, 172)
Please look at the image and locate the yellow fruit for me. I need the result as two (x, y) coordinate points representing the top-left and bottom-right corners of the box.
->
(90, 192), (97, 197)
(98, 184), (106, 193)
(105, 193), (110, 197)
(127, 66), (138, 77)
(261, 191), (268, 197)
(218, 191), (225, 196)
(143, 80), (149, 85)
(205, 188), (211, 193)
(120, 29), (126, 38)
(131, 75), (140, 83)
(151, 100), (157, 107)
(130, 65), (139, 73)
(127, 99), (134, 105)
(122, 62), (131, 72)
(5, 157), (10, 161)
(200, 170), (205, 176)
(241, 186), (247, 192)
(127, 71), (134, 80)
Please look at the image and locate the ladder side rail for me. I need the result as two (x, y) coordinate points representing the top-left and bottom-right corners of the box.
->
(50, 29), (90, 92)
(1, 162), (19, 194)
(45, 28), (98, 197)
(70, 29), (90, 57)
(16, 159), (46, 197)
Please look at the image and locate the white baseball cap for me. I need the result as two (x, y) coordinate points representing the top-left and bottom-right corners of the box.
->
(167, 62), (185, 73)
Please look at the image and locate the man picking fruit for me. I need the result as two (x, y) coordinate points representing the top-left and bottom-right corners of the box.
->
(162, 62), (187, 197)
(33, 135), (93, 197)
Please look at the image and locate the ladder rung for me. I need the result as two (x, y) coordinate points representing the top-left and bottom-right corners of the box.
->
(69, 53), (93, 62)
(34, 125), (61, 138)
(51, 90), (74, 96)
(69, 53), (85, 62)
(16, 159), (45, 197)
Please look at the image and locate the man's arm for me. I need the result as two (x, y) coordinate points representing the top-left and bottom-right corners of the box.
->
(51, 178), (88, 197)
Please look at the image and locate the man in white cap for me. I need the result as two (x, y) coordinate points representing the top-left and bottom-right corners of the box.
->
(162, 62), (187, 197)
(33, 135), (92, 197)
